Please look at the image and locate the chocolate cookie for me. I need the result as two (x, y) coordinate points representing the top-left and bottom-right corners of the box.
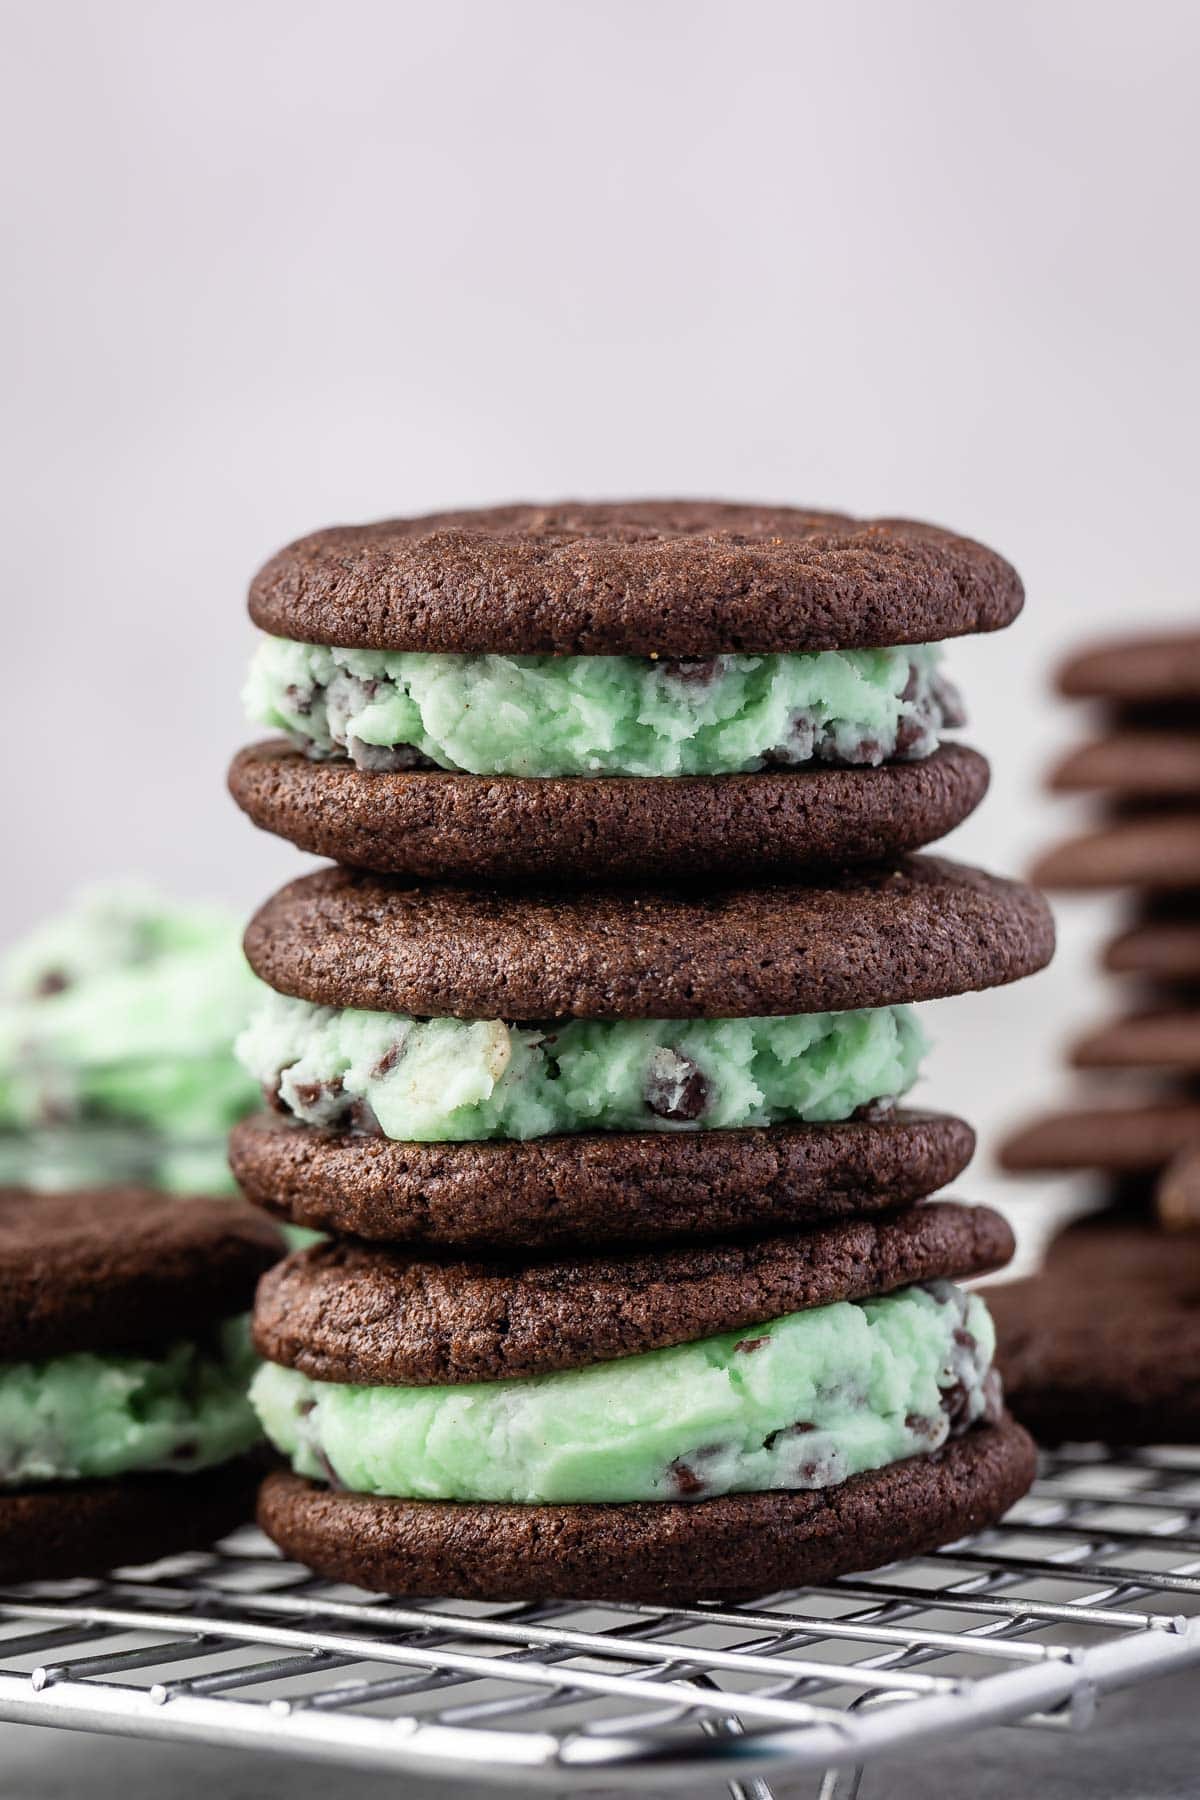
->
(1031, 816), (1200, 891)
(0, 1189), (281, 1361)
(249, 503), (1023, 656)
(1049, 732), (1200, 798)
(1157, 1145), (1200, 1230)
(1057, 631), (1200, 704)
(1104, 920), (1200, 985)
(991, 1221), (1200, 1443)
(1070, 1010), (1200, 1074)
(230, 1108), (975, 1250)
(999, 1101), (1200, 1176)
(229, 740), (991, 885)
(256, 1417), (1034, 1604)
(0, 1458), (263, 1584)
(244, 858), (1054, 1020)
(252, 1201), (1013, 1385)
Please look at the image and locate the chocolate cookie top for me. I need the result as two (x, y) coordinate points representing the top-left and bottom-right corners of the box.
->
(0, 1189), (282, 1361)
(991, 1220), (1200, 1444)
(248, 503), (1023, 656)
(228, 740), (991, 887)
(1057, 631), (1200, 703)
(257, 1418), (1035, 1605)
(252, 1200), (1013, 1384)
(244, 858), (1055, 1020)
(230, 1108), (976, 1251)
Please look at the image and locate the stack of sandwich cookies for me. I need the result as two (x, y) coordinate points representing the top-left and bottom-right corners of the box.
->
(230, 502), (1018, 883)
(226, 501), (1049, 1599)
(0, 1190), (280, 1579)
(1002, 628), (1200, 1226)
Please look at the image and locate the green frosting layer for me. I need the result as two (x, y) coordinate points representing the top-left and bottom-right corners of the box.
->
(236, 992), (927, 1142)
(244, 639), (963, 778)
(0, 884), (259, 1150)
(0, 1318), (262, 1486)
(252, 1282), (999, 1505)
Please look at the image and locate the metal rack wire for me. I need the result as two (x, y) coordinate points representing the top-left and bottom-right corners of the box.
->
(2, 1445), (1199, 1797)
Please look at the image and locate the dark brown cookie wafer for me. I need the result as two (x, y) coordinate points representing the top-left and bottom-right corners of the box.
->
(0, 1190), (282, 1361)
(1157, 1145), (1200, 1230)
(244, 858), (1055, 1020)
(992, 1222), (1200, 1443)
(256, 1418), (1035, 1604)
(229, 740), (991, 885)
(1031, 816), (1200, 891)
(251, 1201), (1013, 1385)
(230, 1109), (975, 1250)
(1070, 1010), (1200, 1073)
(249, 503), (1023, 656)
(999, 1101), (1200, 1176)
(1105, 920), (1200, 985)
(0, 1457), (263, 1584)
(1057, 631), (1200, 703)
(1049, 732), (1200, 797)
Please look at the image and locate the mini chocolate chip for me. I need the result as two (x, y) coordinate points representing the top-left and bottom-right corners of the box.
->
(850, 1097), (897, 1122)
(297, 1399), (316, 1418)
(953, 1326), (977, 1353)
(284, 682), (315, 716)
(657, 656), (722, 687)
(348, 1095), (385, 1137)
(938, 1379), (973, 1432)
(904, 1412), (942, 1442)
(373, 1039), (407, 1078)
(292, 1076), (344, 1111)
(314, 1445), (344, 1492)
(734, 1335), (770, 1355)
(34, 970), (69, 998)
(894, 712), (932, 757)
(932, 672), (967, 729)
(669, 1459), (706, 1497)
(645, 1048), (712, 1123)
(764, 1421), (816, 1449)
(264, 1076), (289, 1114)
(347, 737), (436, 773)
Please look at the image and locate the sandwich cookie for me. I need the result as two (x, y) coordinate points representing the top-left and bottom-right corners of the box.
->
(1031, 816), (1200, 892)
(231, 858), (1052, 1248)
(251, 1202), (1033, 1601)
(232, 502), (1020, 882)
(991, 1219), (1200, 1444)
(1104, 916), (1200, 989)
(0, 1190), (281, 1581)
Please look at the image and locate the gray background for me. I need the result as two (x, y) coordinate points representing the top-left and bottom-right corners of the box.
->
(1, 1), (1199, 1790)
(3, 0), (1198, 1209)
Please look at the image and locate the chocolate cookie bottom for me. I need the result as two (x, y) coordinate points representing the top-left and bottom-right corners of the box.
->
(230, 1109), (975, 1250)
(0, 1456), (263, 1583)
(256, 1418), (1034, 1604)
(229, 740), (989, 883)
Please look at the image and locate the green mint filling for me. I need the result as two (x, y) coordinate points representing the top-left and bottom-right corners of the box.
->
(251, 1282), (1000, 1505)
(0, 884), (259, 1140)
(236, 992), (928, 1142)
(0, 1317), (262, 1486)
(244, 639), (963, 778)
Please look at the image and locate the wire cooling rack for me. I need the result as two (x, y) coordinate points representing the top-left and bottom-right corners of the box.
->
(2, 1447), (1200, 1797)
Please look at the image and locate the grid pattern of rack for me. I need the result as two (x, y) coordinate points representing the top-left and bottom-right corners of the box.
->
(2, 1445), (1199, 1796)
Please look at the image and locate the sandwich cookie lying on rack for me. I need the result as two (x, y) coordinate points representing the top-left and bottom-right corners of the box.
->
(250, 1202), (1034, 1603)
(0, 1189), (281, 1580)
(229, 857), (1053, 1251)
(229, 501), (1021, 884)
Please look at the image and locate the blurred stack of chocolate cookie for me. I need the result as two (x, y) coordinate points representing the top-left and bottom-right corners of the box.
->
(226, 502), (1052, 1602)
(994, 629), (1200, 1442)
